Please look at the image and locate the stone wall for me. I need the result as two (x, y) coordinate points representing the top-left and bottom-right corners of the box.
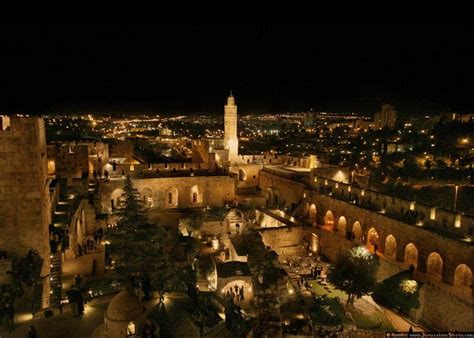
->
(259, 171), (305, 208)
(0, 117), (51, 304)
(259, 226), (310, 258)
(310, 193), (474, 286)
(0, 117), (51, 270)
(418, 283), (473, 331)
(48, 144), (90, 180)
(229, 164), (262, 188)
(99, 175), (236, 213)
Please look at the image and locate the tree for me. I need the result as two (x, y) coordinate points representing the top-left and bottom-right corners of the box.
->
(328, 246), (379, 306)
(372, 271), (420, 315)
(107, 176), (173, 290)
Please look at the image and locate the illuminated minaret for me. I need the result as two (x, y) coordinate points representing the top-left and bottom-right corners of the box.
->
(224, 91), (238, 158)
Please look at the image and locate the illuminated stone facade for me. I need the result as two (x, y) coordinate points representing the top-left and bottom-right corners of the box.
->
(0, 116), (51, 305)
(223, 92), (239, 160)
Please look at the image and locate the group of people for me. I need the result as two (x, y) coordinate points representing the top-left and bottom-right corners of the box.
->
(49, 224), (69, 253)
(66, 285), (85, 317)
(225, 284), (245, 302)
(311, 266), (324, 279)
(92, 169), (109, 181)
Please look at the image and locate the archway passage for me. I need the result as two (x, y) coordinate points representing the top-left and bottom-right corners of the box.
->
(309, 204), (317, 224)
(404, 243), (418, 269)
(226, 209), (245, 234)
(352, 221), (362, 241)
(453, 264), (472, 298)
(220, 279), (253, 309)
(384, 234), (397, 260)
(142, 188), (154, 208)
(324, 210), (334, 228)
(165, 186), (178, 208)
(426, 252), (443, 283)
(367, 228), (379, 252)
(110, 188), (125, 210)
(238, 169), (246, 181)
(190, 185), (203, 205)
(337, 216), (347, 236)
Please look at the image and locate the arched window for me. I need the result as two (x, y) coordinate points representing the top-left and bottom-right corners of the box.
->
(239, 169), (246, 181)
(404, 243), (418, 269)
(193, 192), (198, 203)
(127, 321), (136, 336)
(427, 252), (443, 283)
(384, 235), (397, 260)
(168, 193), (173, 204)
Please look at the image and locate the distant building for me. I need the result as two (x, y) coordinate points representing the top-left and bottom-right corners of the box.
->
(374, 104), (397, 130)
(224, 92), (239, 159)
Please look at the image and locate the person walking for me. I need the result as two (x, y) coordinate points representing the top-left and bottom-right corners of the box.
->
(4, 302), (14, 333)
(27, 325), (38, 338)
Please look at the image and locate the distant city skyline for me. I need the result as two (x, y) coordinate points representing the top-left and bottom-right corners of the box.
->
(2, 24), (474, 114)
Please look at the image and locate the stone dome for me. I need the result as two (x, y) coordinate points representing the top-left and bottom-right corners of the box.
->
(106, 288), (145, 322)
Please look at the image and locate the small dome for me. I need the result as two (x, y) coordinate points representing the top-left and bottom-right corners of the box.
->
(106, 288), (145, 322)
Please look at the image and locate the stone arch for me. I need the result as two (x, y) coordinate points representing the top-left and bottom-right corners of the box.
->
(110, 188), (125, 210)
(238, 169), (247, 181)
(226, 208), (245, 234)
(337, 216), (347, 235)
(165, 186), (178, 208)
(352, 221), (362, 241)
(384, 234), (397, 260)
(309, 204), (317, 224)
(141, 188), (154, 208)
(367, 227), (380, 252)
(453, 264), (472, 297)
(426, 252), (443, 283)
(324, 210), (334, 228)
(404, 243), (418, 269)
(219, 279), (253, 309)
(190, 185), (203, 205)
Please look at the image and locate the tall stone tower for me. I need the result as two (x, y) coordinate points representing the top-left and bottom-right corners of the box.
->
(224, 92), (238, 159)
(0, 116), (51, 306)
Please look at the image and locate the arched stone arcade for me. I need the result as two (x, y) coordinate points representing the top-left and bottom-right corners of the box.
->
(404, 243), (418, 269)
(453, 264), (472, 298)
(384, 234), (397, 260)
(352, 221), (363, 241)
(426, 252), (444, 283)
(337, 216), (347, 236)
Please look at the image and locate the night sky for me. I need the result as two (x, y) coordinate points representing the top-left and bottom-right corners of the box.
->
(1, 24), (474, 115)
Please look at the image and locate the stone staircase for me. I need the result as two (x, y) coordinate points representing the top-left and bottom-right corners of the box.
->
(49, 251), (62, 308)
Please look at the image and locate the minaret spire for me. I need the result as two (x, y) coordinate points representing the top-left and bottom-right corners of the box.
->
(224, 92), (238, 159)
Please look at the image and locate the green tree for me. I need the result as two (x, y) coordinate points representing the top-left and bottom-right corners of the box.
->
(107, 176), (173, 290)
(328, 246), (379, 306)
(372, 271), (420, 315)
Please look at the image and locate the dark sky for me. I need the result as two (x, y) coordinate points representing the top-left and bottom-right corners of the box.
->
(1, 24), (474, 115)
